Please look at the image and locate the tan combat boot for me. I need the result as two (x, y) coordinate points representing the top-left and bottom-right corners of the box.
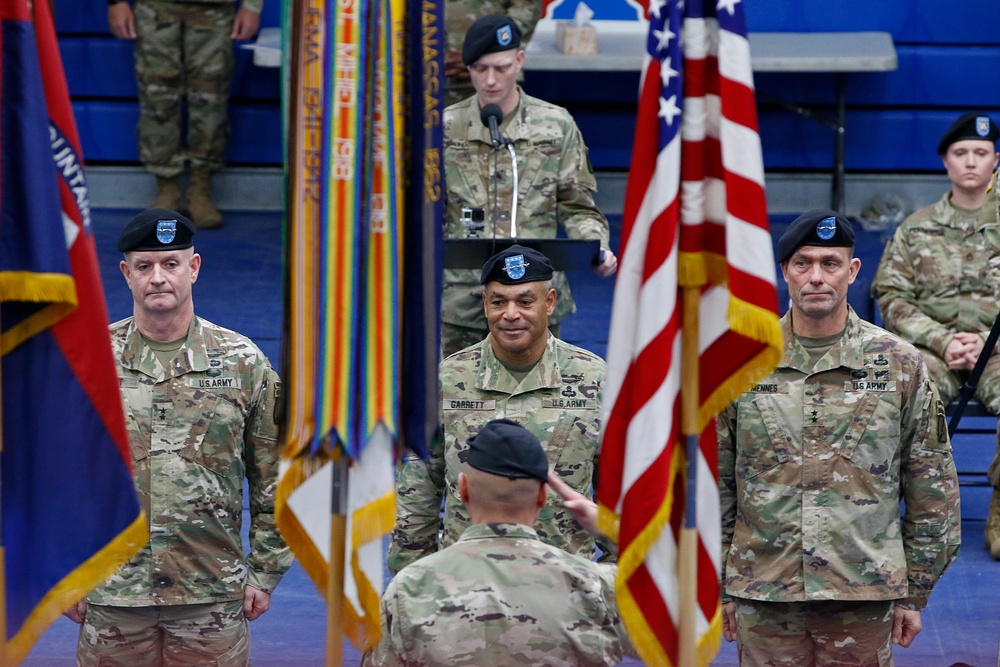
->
(150, 176), (181, 211)
(985, 488), (1000, 559)
(187, 171), (223, 229)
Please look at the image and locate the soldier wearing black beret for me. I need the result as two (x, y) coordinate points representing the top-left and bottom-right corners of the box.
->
(720, 203), (960, 662)
(72, 209), (291, 665)
(874, 110), (1000, 559)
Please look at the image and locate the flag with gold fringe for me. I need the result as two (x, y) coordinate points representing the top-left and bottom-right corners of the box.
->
(275, 0), (442, 654)
(597, 0), (782, 665)
(0, 0), (145, 662)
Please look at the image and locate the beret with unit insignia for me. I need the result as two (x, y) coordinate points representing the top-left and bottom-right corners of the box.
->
(937, 111), (999, 154)
(480, 243), (555, 285)
(777, 208), (855, 263)
(117, 208), (196, 252)
(462, 14), (522, 66)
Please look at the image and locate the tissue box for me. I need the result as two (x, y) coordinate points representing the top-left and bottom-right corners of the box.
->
(555, 21), (597, 55)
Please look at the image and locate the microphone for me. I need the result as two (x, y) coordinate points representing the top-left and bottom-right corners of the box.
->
(480, 103), (504, 150)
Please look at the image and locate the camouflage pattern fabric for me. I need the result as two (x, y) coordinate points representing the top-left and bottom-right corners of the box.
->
(388, 334), (605, 574)
(733, 599), (894, 667)
(871, 189), (1000, 410)
(134, 0), (248, 177)
(718, 308), (961, 611)
(443, 0), (543, 107)
(87, 316), (291, 607)
(366, 523), (632, 667)
(441, 88), (609, 352)
(77, 600), (249, 667)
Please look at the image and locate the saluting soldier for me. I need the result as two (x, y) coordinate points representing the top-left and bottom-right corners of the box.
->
(720, 210), (961, 666)
(389, 245), (608, 574)
(367, 420), (632, 666)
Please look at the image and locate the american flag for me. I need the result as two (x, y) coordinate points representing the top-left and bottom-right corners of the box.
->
(596, 0), (782, 665)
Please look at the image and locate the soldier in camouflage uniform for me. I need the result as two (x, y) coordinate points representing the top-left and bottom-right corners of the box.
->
(389, 245), (608, 574)
(441, 14), (617, 357)
(107, 0), (262, 229)
(367, 420), (632, 666)
(720, 210), (961, 666)
(443, 0), (543, 107)
(67, 209), (291, 666)
(871, 113), (1000, 558)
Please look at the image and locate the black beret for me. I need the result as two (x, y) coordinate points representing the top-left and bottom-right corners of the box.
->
(480, 243), (554, 285)
(776, 209), (855, 263)
(462, 14), (521, 66)
(466, 419), (548, 483)
(937, 112), (999, 154)
(117, 208), (196, 252)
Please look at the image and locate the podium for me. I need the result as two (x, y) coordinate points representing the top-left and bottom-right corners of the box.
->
(443, 238), (601, 271)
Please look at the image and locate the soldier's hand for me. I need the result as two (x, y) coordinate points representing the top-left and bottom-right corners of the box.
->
(547, 471), (600, 536)
(945, 335), (977, 370)
(243, 585), (272, 621)
(721, 601), (738, 641)
(63, 600), (87, 624)
(231, 8), (261, 41)
(107, 2), (136, 40)
(594, 248), (617, 278)
(891, 607), (921, 648)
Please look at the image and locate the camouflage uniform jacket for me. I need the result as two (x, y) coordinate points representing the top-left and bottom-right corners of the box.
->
(442, 88), (609, 327)
(88, 316), (290, 607)
(367, 523), (631, 667)
(872, 189), (1000, 358)
(718, 308), (961, 610)
(388, 334), (604, 574)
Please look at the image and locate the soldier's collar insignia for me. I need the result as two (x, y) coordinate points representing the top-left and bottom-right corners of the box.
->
(815, 216), (836, 240)
(503, 254), (528, 280)
(978, 116), (991, 137)
(156, 219), (178, 244)
(496, 25), (513, 47)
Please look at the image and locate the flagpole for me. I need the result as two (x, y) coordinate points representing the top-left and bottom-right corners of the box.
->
(0, 328), (8, 664)
(326, 456), (348, 666)
(678, 285), (701, 667)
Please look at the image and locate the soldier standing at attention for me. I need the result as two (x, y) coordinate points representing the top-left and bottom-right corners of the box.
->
(441, 14), (617, 357)
(66, 209), (291, 666)
(443, 0), (543, 107)
(107, 0), (261, 228)
(388, 245), (607, 573)
(366, 419), (632, 666)
(719, 210), (961, 666)
(871, 112), (1000, 558)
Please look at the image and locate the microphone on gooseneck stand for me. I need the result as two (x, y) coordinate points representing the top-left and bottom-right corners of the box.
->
(480, 104), (504, 151)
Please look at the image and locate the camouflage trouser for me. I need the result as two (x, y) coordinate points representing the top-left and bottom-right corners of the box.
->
(76, 599), (249, 667)
(733, 599), (894, 667)
(134, 0), (235, 177)
(919, 346), (1000, 486)
(441, 321), (560, 359)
